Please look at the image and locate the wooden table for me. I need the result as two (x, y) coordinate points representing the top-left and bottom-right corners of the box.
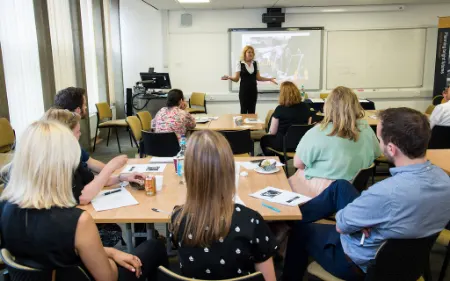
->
(426, 149), (450, 175)
(79, 156), (301, 252)
(193, 114), (264, 131)
(364, 110), (379, 126)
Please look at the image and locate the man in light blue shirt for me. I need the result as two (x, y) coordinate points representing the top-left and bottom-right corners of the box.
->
(283, 107), (450, 281)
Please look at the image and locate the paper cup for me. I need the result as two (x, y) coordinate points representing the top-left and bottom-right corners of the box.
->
(155, 175), (163, 192)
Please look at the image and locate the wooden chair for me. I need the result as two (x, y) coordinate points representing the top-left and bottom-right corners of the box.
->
(140, 131), (180, 157)
(320, 93), (329, 99)
(436, 229), (450, 281)
(93, 102), (131, 153)
(308, 233), (439, 281)
(425, 104), (435, 115)
(136, 111), (152, 131)
(187, 92), (207, 114)
(219, 130), (254, 157)
(0, 118), (15, 153)
(428, 125), (450, 149)
(0, 248), (92, 281)
(352, 163), (375, 193)
(433, 95), (445, 105)
(250, 109), (274, 142)
(157, 266), (265, 281)
(126, 116), (143, 153)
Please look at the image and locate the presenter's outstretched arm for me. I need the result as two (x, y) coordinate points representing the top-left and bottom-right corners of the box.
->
(221, 72), (240, 83)
(256, 71), (278, 85)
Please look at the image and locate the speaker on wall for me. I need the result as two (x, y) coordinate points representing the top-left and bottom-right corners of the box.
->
(181, 13), (192, 27)
(126, 88), (133, 116)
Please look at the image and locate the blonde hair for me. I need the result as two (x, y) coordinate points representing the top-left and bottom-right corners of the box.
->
(1, 121), (80, 209)
(172, 130), (235, 247)
(321, 86), (364, 141)
(240, 45), (255, 61)
(42, 108), (81, 130)
(279, 81), (302, 106)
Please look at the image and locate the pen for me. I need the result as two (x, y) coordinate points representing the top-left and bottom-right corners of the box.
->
(360, 233), (365, 246)
(103, 188), (122, 196)
(262, 203), (280, 213)
(151, 208), (171, 215)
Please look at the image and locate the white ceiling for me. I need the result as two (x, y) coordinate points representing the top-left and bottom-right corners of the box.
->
(144, 0), (450, 10)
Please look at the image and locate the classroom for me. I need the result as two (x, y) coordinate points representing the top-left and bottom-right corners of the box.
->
(0, 0), (450, 281)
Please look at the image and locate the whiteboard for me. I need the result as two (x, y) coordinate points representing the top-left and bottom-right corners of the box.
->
(326, 28), (427, 89)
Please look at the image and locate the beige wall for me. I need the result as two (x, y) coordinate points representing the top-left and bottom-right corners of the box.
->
(0, 44), (9, 120)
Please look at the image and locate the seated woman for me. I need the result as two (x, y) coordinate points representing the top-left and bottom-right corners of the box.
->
(170, 130), (277, 281)
(290, 86), (381, 198)
(152, 89), (196, 138)
(42, 108), (144, 205)
(0, 120), (168, 281)
(260, 81), (313, 156)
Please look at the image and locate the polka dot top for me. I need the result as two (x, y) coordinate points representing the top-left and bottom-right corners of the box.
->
(170, 204), (277, 280)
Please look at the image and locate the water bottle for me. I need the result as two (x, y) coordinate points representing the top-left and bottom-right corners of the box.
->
(179, 135), (187, 156)
(301, 85), (305, 98)
(176, 135), (187, 183)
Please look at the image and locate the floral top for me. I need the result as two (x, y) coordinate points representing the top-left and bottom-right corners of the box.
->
(151, 107), (196, 137)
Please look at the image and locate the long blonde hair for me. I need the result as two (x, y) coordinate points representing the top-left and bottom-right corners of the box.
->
(240, 45), (255, 62)
(1, 121), (80, 209)
(172, 130), (235, 247)
(42, 108), (81, 130)
(321, 86), (364, 141)
(279, 81), (302, 106)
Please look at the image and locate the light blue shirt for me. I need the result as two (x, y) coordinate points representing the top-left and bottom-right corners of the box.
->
(336, 161), (450, 272)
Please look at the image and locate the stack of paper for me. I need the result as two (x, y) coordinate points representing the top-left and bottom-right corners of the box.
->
(237, 161), (285, 170)
(121, 164), (166, 173)
(244, 118), (264, 124)
(91, 188), (139, 212)
(249, 186), (311, 206)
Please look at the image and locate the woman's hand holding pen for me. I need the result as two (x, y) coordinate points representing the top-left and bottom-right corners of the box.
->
(270, 78), (278, 85)
(221, 75), (230, 80)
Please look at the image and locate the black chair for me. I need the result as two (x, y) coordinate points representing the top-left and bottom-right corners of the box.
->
(219, 130), (254, 156)
(428, 126), (450, 149)
(353, 163), (375, 193)
(140, 131), (180, 157)
(433, 95), (444, 105)
(157, 266), (265, 281)
(361, 100), (376, 110)
(0, 249), (91, 281)
(436, 228), (450, 281)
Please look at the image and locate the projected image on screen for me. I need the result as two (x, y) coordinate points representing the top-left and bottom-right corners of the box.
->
(230, 29), (322, 92)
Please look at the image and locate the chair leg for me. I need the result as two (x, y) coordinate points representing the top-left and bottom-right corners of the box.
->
(106, 128), (111, 146)
(129, 130), (133, 147)
(438, 243), (450, 281)
(93, 124), (99, 152)
(115, 127), (122, 153)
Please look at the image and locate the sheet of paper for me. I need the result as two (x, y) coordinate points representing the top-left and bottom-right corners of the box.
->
(238, 161), (284, 170)
(244, 118), (264, 124)
(359, 99), (370, 103)
(121, 164), (167, 173)
(149, 157), (173, 163)
(310, 98), (325, 103)
(249, 186), (311, 206)
(369, 115), (378, 119)
(92, 188), (139, 212)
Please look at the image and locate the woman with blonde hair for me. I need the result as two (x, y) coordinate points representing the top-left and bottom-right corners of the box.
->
(222, 45), (278, 114)
(290, 86), (381, 197)
(42, 108), (145, 205)
(260, 81), (313, 157)
(170, 130), (277, 281)
(0, 120), (168, 281)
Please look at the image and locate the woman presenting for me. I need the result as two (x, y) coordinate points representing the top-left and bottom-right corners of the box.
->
(222, 45), (278, 114)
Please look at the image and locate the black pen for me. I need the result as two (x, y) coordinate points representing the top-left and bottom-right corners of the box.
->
(103, 188), (122, 196)
(152, 208), (171, 214)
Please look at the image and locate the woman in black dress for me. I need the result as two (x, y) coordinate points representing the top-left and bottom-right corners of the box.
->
(223, 45), (278, 114)
(170, 130), (277, 281)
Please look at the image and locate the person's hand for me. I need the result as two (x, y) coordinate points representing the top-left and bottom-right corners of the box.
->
(179, 101), (187, 110)
(270, 78), (278, 85)
(221, 75), (230, 80)
(362, 228), (371, 238)
(105, 155), (128, 173)
(111, 250), (142, 278)
(125, 173), (145, 184)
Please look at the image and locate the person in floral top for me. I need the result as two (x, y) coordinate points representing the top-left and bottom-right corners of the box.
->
(152, 89), (196, 137)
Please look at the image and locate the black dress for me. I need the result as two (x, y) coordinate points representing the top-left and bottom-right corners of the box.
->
(239, 61), (258, 114)
(170, 204), (277, 280)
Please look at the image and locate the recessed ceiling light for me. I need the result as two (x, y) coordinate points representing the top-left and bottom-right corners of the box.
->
(178, 0), (210, 3)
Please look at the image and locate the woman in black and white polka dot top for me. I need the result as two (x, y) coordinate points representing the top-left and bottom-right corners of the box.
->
(169, 130), (277, 281)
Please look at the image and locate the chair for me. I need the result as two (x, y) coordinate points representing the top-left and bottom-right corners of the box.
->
(425, 105), (435, 115)
(136, 111), (152, 131)
(157, 266), (265, 281)
(307, 233), (439, 281)
(267, 124), (314, 176)
(140, 131), (180, 157)
(436, 229), (450, 281)
(0, 118), (15, 153)
(320, 93), (329, 99)
(428, 126), (450, 149)
(126, 116), (143, 153)
(433, 95), (445, 105)
(93, 102), (131, 153)
(352, 163), (375, 193)
(0, 248), (91, 281)
(219, 130), (254, 157)
(187, 92), (207, 114)
(372, 155), (394, 184)
(250, 109), (274, 141)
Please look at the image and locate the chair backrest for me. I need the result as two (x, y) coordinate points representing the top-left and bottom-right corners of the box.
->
(157, 266), (265, 281)
(283, 124), (314, 152)
(126, 116), (143, 145)
(265, 109), (274, 132)
(95, 103), (112, 120)
(141, 131), (180, 157)
(0, 248), (91, 281)
(365, 233), (439, 281)
(320, 93), (329, 99)
(0, 118), (15, 153)
(433, 95), (444, 105)
(219, 130), (253, 155)
(352, 163), (375, 192)
(425, 104), (435, 115)
(136, 111), (152, 131)
(190, 92), (206, 107)
(428, 125), (450, 149)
